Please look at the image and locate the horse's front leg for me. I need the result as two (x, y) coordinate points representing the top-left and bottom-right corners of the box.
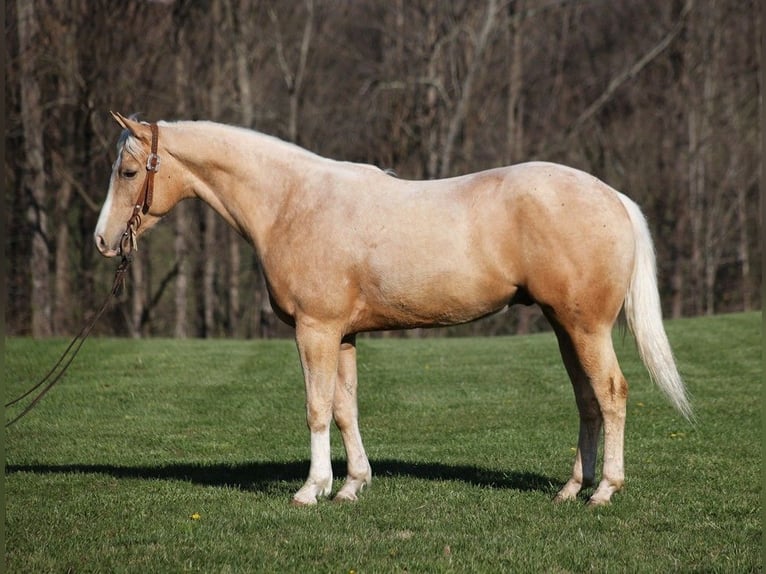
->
(333, 335), (372, 502)
(291, 323), (341, 506)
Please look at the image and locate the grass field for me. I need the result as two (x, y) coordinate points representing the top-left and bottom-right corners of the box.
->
(4, 312), (762, 572)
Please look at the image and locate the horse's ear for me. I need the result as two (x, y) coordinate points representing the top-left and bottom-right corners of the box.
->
(110, 111), (152, 143)
(110, 111), (130, 130)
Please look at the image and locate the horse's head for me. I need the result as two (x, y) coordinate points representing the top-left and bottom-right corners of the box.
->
(94, 112), (181, 257)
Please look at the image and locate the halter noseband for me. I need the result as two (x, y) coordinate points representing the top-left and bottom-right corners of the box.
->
(119, 122), (160, 257)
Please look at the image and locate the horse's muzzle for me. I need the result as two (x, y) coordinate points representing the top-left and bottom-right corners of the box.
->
(94, 233), (118, 258)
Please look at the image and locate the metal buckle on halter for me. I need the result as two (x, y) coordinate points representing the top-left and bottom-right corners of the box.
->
(119, 210), (142, 257)
(146, 153), (161, 172)
(119, 228), (132, 257)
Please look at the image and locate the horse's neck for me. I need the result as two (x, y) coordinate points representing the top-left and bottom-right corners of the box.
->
(170, 123), (320, 251)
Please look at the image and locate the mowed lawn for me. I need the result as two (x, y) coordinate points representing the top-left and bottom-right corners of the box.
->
(4, 312), (761, 572)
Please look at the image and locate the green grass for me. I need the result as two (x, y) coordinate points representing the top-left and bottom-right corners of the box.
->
(5, 312), (762, 572)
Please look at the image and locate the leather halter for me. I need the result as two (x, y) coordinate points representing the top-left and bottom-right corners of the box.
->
(119, 123), (160, 258)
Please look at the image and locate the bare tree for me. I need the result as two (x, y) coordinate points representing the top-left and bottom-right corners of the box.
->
(49, 0), (80, 335)
(439, 0), (499, 178)
(17, 0), (52, 337)
(173, 2), (193, 338)
(269, 0), (315, 144)
(504, 0), (524, 166)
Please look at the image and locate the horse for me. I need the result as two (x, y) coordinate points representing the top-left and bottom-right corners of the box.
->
(94, 112), (691, 506)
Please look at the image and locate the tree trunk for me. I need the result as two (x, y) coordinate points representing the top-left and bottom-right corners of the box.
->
(670, 204), (689, 318)
(228, 0), (252, 336)
(270, 0), (315, 145)
(203, 209), (217, 337)
(696, 0), (722, 316)
(201, 0), (225, 338)
(290, 0), (314, 144)
(505, 0), (524, 167)
(52, 5), (79, 335)
(128, 252), (147, 338)
(686, 0), (706, 316)
(18, 0), (52, 337)
(52, 149), (74, 335)
(173, 15), (191, 338)
(736, 164), (751, 312)
(173, 203), (192, 338)
(687, 106), (704, 315)
(424, 1), (440, 180)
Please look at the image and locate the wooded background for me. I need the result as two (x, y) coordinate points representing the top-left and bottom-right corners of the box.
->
(6, 0), (762, 339)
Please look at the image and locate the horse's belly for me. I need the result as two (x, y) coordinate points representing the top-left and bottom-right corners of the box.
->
(354, 269), (515, 331)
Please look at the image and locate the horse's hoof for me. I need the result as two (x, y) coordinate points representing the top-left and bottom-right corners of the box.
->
(333, 490), (359, 503)
(290, 493), (318, 507)
(290, 498), (316, 507)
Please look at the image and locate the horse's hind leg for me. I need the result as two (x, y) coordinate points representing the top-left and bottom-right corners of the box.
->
(333, 335), (372, 502)
(550, 320), (627, 506)
(551, 324), (601, 502)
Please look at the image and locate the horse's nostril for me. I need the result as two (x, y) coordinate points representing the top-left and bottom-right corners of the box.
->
(95, 234), (107, 253)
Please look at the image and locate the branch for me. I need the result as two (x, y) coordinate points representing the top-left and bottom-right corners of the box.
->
(361, 78), (451, 107)
(293, 0), (315, 98)
(53, 165), (100, 212)
(557, 0), (694, 148)
(139, 260), (180, 330)
(439, 0), (499, 177)
(268, 7), (294, 90)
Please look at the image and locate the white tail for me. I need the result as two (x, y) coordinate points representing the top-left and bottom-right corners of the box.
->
(618, 193), (693, 420)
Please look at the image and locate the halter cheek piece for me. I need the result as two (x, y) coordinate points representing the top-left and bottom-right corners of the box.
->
(114, 122), (160, 295)
(119, 122), (160, 258)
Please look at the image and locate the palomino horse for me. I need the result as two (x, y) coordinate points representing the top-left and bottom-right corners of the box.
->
(95, 112), (691, 506)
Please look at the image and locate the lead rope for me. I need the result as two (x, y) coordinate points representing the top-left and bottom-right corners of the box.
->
(6, 123), (159, 427)
(5, 256), (133, 427)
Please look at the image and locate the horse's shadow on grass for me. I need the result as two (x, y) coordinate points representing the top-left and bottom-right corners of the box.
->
(7, 459), (558, 496)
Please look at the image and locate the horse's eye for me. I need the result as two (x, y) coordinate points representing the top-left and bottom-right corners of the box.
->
(122, 169), (138, 179)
